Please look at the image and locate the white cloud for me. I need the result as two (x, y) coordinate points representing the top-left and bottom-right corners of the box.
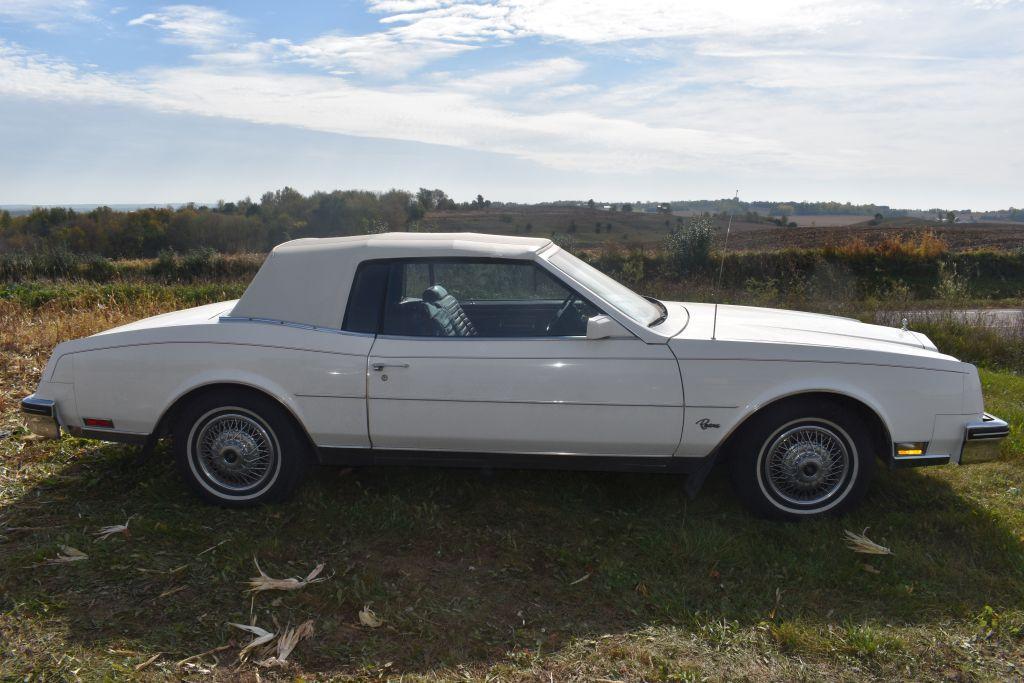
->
(371, 0), (870, 45)
(2, 0), (1023, 206)
(447, 57), (585, 93)
(128, 4), (240, 49)
(0, 0), (93, 29)
(282, 32), (477, 77)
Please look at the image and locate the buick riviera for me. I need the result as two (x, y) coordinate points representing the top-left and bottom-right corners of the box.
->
(21, 233), (1009, 519)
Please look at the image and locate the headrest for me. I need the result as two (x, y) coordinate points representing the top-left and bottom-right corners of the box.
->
(422, 284), (448, 303)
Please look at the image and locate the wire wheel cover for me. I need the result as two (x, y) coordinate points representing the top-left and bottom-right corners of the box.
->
(762, 424), (851, 505)
(194, 412), (276, 492)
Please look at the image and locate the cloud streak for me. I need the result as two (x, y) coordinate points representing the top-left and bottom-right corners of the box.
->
(128, 4), (241, 49)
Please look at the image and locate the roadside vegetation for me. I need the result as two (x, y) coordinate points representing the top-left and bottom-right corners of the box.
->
(1, 203), (1022, 679)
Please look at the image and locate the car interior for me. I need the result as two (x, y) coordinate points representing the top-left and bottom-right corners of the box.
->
(380, 261), (599, 338)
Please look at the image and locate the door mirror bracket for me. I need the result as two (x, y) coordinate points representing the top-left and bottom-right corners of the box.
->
(586, 315), (629, 340)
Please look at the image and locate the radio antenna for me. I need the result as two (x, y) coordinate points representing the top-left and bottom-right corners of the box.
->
(716, 189), (739, 297)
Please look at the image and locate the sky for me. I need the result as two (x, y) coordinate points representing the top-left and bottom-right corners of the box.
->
(0, 0), (1021, 209)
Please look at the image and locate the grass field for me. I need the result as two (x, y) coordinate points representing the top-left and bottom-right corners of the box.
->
(1, 284), (1023, 680)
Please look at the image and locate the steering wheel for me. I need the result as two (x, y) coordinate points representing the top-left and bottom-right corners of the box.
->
(545, 294), (577, 335)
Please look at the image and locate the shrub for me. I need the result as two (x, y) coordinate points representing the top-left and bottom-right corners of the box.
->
(664, 215), (715, 275)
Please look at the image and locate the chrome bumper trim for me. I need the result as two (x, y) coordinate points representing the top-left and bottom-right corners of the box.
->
(961, 413), (1010, 464)
(20, 395), (61, 440)
(891, 453), (951, 469)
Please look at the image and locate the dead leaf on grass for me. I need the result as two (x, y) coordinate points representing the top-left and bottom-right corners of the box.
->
(94, 515), (135, 541)
(257, 619), (315, 667)
(844, 528), (893, 555)
(246, 557), (325, 593)
(228, 622), (277, 660)
(46, 545), (88, 564)
(359, 606), (383, 628)
(134, 652), (163, 671)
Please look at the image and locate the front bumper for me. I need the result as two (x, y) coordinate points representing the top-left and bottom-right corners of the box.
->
(961, 412), (1010, 464)
(20, 395), (61, 440)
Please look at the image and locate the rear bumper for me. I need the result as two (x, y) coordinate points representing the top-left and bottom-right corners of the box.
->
(20, 395), (61, 440)
(961, 412), (1010, 464)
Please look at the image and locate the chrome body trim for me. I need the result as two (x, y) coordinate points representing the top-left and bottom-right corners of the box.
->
(966, 412), (1010, 441)
(890, 453), (951, 469)
(218, 315), (376, 338)
(20, 394), (60, 440)
(961, 412), (1010, 464)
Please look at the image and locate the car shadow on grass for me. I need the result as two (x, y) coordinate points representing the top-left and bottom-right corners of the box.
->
(1, 441), (1022, 676)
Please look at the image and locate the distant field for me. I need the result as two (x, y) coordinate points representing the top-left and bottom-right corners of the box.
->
(422, 208), (1024, 252)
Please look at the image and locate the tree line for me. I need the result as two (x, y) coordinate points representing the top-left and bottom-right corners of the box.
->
(0, 187), (492, 258)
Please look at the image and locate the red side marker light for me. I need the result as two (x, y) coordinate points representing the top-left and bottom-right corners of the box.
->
(84, 418), (114, 428)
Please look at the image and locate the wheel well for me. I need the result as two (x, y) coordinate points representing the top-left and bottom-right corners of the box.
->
(718, 391), (892, 463)
(154, 383), (315, 451)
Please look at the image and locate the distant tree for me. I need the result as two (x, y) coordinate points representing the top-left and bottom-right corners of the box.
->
(416, 188), (453, 211)
(621, 203), (633, 213)
(874, 213), (884, 222)
(524, 222), (533, 232)
(471, 194), (490, 208)
(0, 210), (10, 230)
(416, 188), (435, 211)
(947, 210), (957, 224)
(587, 198), (595, 209)
(568, 220), (577, 233)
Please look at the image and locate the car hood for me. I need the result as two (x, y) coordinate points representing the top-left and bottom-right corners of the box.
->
(683, 303), (938, 353)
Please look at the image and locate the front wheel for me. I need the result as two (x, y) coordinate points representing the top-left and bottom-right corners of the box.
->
(172, 389), (309, 506)
(728, 400), (874, 520)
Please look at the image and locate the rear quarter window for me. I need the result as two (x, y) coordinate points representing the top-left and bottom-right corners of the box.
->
(342, 262), (389, 333)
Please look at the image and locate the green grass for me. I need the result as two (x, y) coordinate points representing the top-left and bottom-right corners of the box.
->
(1, 281), (1022, 679)
(1, 371), (1022, 680)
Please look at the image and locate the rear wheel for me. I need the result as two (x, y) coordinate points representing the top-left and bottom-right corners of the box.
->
(173, 389), (309, 506)
(728, 399), (874, 520)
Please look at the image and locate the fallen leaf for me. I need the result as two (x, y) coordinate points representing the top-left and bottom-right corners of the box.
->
(228, 622), (277, 660)
(95, 515), (135, 541)
(844, 528), (893, 555)
(246, 557), (326, 593)
(134, 652), (162, 671)
(862, 563), (881, 574)
(359, 606), (383, 628)
(257, 619), (315, 667)
(47, 545), (88, 564)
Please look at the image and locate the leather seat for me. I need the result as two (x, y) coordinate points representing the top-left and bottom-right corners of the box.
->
(422, 285), (478, 337)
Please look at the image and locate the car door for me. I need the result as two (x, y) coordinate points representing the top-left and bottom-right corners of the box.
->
(364, 258), (684, 457)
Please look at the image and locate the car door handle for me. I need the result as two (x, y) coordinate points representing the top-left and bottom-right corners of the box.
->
(371, 362), (409, 371)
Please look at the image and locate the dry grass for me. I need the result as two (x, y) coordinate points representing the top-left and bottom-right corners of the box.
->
(828, 230), (949, 259)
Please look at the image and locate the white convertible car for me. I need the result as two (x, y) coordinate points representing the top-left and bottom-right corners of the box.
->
(22, 233), (1008, 518)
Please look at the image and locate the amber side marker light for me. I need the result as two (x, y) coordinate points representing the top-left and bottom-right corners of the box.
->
(895, 442), (927, 456)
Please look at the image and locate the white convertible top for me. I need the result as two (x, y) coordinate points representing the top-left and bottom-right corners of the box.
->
(231, 232), (553, 329)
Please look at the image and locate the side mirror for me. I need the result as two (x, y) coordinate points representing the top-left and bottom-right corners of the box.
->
(586, 314), (629, 340)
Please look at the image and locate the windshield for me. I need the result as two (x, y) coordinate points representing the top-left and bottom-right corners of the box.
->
(547, 249), (662, 326)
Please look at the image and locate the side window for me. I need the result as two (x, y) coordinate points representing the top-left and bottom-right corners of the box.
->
(342, 262), (389, 333)
(380, 259), (600, 338)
